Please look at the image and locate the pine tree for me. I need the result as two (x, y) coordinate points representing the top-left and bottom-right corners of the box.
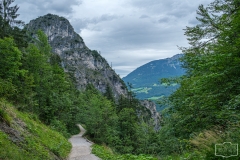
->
(158, 0), (240, 156)
(0, 0), (27, 48)
(104, 83), (115, 103)
(0, 0), (23, 29)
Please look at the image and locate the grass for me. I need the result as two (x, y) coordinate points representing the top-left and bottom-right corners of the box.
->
(132, 87), (152, 94)
(92, 144), (158, 160)
(161, 83), (178, 87)
(0, 100), (71, 159)
(0, 107), (12, 126)
(0, 131), (34, 160)
(147, 96), (164, 100)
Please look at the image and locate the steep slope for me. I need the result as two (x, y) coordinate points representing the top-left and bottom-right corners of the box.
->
(26, 14), (160, 128)
(123, 54), (185, 100)
(139, 100), (161, 130)
(26, 14), (127, 98)
(0, 101), (71, 159)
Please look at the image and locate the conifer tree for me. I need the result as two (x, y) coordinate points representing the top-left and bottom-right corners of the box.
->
(158, 0), (240, 157)
(104, 83), (115, 103)
(0, 0), (27, 47)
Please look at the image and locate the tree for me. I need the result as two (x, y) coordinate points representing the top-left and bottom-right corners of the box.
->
(178, 0), (240, 130)
(104, 83), (115, 103)
(0, 0), (27, 48)
(0, 36), (32, 104)
(117, 108), (138, 153)
(0, 0), (23, 33)
(0, 37), (23, 80)
(158, 0), (240, 157)
(77, 85), (119, 144)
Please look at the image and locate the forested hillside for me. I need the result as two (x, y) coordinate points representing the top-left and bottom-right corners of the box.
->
(123, 54), (184, 101)
(0, 1), (158, 159)
(123, 54), (185, 111)
(1, 0), (240, 159)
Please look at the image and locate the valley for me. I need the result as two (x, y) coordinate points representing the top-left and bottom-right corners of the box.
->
(123, 54), (185, 110)
(1, 0), (240, 159)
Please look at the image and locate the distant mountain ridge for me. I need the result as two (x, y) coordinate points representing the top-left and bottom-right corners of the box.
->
(123, 54), (185, 101)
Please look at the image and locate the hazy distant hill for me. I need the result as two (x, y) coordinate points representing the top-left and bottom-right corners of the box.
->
(123, 54), (185, 102)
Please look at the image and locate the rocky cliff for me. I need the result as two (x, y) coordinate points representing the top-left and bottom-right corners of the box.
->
(140, 100), (161, 130)
(26, 14), (161, 127)
(26, 14), (127, 97)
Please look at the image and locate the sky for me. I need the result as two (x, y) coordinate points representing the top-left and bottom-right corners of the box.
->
(15, 0), (213, 77)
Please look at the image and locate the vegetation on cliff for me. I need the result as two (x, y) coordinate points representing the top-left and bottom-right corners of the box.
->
(0, 0), (159, 159)
(0, 100), (71, 159)
(2, 0), (240, 159)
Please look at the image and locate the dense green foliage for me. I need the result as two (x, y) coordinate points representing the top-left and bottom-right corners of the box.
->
(0, 1), (161, 158)
(0, 101), (71, 159)
(157, 0), (240, 159)
(75, 84), (158, 155)
(0, 20), (159, 160)
(92, 144), (158, 160)
(1, 30), (80, 137)
(7, 0), (240, 159)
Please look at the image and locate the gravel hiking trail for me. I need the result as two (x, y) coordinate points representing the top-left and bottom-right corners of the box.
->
(68, 124), (100, 160)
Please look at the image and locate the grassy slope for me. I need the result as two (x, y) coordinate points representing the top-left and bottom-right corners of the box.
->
(0, 100), (71, 160)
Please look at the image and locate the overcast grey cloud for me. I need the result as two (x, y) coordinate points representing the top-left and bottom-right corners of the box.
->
(15, 0), (81, 23)
(15, 0), (213, 77)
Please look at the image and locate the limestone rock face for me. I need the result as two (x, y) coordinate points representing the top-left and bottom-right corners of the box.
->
(140, 100), (161, 130)
(27, 14), (127, 97)
(27, 14), (160, 126)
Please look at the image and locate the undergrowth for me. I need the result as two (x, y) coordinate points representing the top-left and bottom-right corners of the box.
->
(92, 144), (158, 160)
(0, 100), (71, 159)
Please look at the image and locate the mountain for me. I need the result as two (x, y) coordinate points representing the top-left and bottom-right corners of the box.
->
(26, 13), (161, 123)
(26, 14), (127, 98)
(123, 54), (185, 101)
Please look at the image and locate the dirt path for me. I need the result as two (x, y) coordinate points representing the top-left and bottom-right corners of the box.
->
(68, 124), (100, 160)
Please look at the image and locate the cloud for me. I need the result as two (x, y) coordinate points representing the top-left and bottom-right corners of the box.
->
(14, 0), (213, 77)
(16, 0), (81, 23)
(158, 17), (171, 23)
(75, 0), (213, 77)
(139, 15), (149, 19)
(81, 14), (186, 53)
(107, 49), (177, 77)
(71, 14), (122, 33)
(19, 0), (81, 13)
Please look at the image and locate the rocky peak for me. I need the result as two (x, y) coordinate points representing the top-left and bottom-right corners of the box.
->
(167, 54), (183, 65)
(26, 14), (160, 127)
(27, 14), (127, 97)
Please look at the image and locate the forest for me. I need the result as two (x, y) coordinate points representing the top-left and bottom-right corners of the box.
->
(1, 0), (240, 159)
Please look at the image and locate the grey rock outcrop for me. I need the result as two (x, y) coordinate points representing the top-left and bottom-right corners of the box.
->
(140, 100), (161, 130)
(27, 14), (127, 97)
(26, 14), (161, 127)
